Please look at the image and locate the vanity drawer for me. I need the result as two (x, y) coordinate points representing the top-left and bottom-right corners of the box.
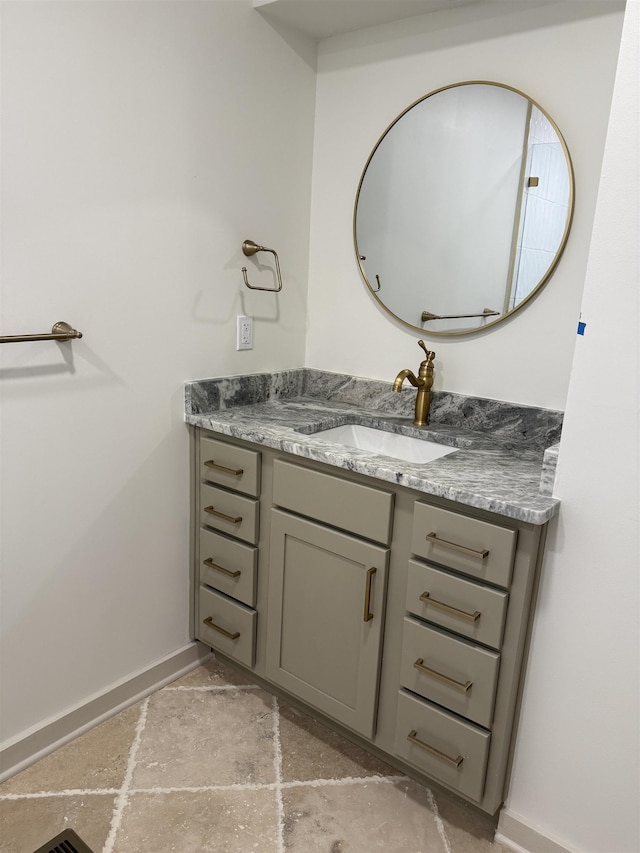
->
(406, 560), (508, 650)
(200, 435), (261, 497)
(412, 502), (516, 588)
(400, 617), (500, 728)
(395, 689), (490, 803)
(198, 585), (256, 668)
(199, 528), (257, 607)
(272, 459), (394, 545)
(200, 483), (259, 545)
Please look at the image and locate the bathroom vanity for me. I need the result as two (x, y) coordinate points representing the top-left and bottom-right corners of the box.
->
(185, 369), (561, 815)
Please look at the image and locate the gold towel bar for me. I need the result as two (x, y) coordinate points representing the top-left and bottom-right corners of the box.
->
(0, 321), (83, 344)
(421, 308), (499, 322)
(241, 239), (283, 292)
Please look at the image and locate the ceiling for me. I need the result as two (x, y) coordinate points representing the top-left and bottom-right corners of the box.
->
(253, 0), (481, 41)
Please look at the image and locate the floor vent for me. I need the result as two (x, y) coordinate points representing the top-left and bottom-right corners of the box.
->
(33, 828), (95, 853)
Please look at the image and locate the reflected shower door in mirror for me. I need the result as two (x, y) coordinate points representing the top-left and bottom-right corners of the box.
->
(354, 82), (574, 335)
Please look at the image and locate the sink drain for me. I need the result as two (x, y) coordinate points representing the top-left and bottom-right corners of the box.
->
(33, 828), (95, 853)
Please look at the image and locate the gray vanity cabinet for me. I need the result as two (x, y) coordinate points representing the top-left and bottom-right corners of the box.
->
(265, 509), (389, 738)
(191, 428), (546, 815)
(265, 458), (393, 738)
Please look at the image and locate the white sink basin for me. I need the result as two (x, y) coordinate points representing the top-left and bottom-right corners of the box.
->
(313, 424), (458, 464)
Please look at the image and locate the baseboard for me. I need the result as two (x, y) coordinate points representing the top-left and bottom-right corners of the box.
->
(0, 641), (212, 783)
(496, 809), (579, 853)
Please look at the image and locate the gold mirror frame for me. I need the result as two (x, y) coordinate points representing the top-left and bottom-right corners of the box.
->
(353, 81), (575, 337)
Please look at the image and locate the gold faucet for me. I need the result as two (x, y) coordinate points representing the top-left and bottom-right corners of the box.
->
(393, 340), (436, 426)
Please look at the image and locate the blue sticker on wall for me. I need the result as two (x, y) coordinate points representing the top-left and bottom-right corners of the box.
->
(577, 321), (586, 336)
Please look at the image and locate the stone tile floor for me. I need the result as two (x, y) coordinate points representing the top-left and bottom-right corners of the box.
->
(0, 659), (510, 852)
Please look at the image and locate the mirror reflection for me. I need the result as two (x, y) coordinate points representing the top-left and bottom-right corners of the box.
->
(354, 82), (574, 335)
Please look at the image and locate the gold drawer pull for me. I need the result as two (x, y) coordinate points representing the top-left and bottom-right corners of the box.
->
(419, 591), (481, 623)
(426, 532), (489, 560)
(203, 558), (241, 578)
(363, 567), (376, 622)
(413, 658), (472, 692)
(407, 730), (463, 768)
(204, 459), (244, 476)
(204, 505), (242, 524)
(203, 616), (240, 640)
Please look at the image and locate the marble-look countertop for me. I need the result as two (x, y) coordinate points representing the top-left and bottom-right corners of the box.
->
(185, 369), (562, 525)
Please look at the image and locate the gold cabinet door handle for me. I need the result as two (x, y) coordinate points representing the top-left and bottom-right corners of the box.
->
(413, 658), (472, 692)
(204, 459), (244, 476)
(407, 730), (463, 768)
(203, 616), (240, 640)
(419, 591), (481, 623)
(363, 567), (376, 622)
(426, 532), (489, 560)
(204, 505), (242, 524)
(203, 558), (241, 578)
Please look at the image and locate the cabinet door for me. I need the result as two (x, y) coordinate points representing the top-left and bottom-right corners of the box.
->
(266, 509), (389, 739)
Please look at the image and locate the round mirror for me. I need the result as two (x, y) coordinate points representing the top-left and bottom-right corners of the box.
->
(354, 81), (574, 335)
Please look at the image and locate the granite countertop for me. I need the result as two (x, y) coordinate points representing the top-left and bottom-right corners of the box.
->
(185, 369), (562, 525)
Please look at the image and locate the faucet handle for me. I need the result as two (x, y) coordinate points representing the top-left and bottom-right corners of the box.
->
(417, 339), (436, 363)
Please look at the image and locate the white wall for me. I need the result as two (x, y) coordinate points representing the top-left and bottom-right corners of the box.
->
(501, 1), (640, 850)
(306, 0), (625, 410)
(0, 0), (316, 748)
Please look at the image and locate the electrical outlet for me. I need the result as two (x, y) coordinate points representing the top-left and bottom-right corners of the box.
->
(236, 315), (253, 350)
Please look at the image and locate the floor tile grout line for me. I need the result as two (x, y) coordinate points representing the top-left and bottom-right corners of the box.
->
(280, 774), (408, 789)
(164, 684), (260, 692)
(425, 786), (453, 853)
(272, 696), (285, 853)
(0, 789), (120, 800)
(102, 695), (149, 853)
(0, 774), (409, 801)
(129, 776), (406, 793)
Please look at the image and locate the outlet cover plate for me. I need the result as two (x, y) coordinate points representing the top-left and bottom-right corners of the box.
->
(236, 315), (253, 350)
